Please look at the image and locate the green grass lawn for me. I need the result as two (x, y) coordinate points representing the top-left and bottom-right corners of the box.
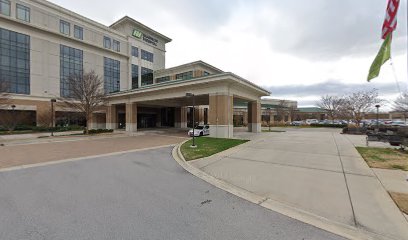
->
(356, 147), (408, 171)
(180, 137), (249, 161)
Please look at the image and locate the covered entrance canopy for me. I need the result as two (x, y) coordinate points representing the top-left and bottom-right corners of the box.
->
(98, 73), (270, 138)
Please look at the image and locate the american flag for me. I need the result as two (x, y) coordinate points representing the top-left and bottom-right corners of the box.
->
(382, 0), (400, 39)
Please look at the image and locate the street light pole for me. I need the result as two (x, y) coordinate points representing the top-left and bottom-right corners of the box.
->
(11, 105), (16, 132)
(186, 93), (196, 148)
(50, 99), (57, 136)
(375, 104), (380, 129)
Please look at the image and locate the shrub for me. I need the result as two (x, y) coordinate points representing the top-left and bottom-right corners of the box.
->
(342, 126), (367, 134)
(310, 123), (347, 128)
(86, 129), (114, 134)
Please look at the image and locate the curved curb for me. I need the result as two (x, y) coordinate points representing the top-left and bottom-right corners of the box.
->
(172, 141), (397, 240)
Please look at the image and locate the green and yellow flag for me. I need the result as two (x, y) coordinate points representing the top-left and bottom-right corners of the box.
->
(367, 0), (400, 82)
(367, 34), (391, 82)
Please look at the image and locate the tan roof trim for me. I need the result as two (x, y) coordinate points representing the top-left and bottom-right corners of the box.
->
(107, 72), (270, 98)
(110, 16), (172, 43)
(155, 61), (224, 75)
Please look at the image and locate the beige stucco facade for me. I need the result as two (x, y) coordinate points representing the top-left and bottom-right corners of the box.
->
(0, 0), (270, 138)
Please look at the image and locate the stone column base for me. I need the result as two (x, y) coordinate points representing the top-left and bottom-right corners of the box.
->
(126, 123), (137, 132)
(209, 125), (234, 138)
(249, 123), (261, 133)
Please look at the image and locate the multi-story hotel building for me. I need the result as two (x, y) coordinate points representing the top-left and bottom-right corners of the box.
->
(0, 0), (269, 138)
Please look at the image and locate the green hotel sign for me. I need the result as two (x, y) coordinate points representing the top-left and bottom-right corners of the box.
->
(132, 29), (159, 46)
(132, 29), (143, 39)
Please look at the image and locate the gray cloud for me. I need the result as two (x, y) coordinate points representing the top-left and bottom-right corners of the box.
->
(264, 80), (404, 108)
(51, 0), (407, 61)
(250, 0), (407, 60)
(264, 80), (406, 98)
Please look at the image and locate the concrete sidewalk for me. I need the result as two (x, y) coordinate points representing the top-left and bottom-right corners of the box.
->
(189, 129), (408, 240)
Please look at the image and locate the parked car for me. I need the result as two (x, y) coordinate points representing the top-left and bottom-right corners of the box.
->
(188, 125), (210, 137)
(290, 121), (304, 126)
(391, 121), (407, 127)
(305, 119), (319, 125)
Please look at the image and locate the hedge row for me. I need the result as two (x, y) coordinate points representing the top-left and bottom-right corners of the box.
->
(86, 129), (114, 134)
(0, 125), (84, 132)
(310, 123), (347, 128)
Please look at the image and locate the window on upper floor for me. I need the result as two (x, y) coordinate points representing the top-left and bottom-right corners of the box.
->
(175, 71), (193, 80)
(141, 67), (153, 86)
(16, 4), (30, 22)
(104, 36), (111, 49)
(0, 27), (30, 95)
(74, 25), (83, 40)
(156, 76), (170, 84)
(112, 40), (120, 52)
(131, 46), (138, 58)
(60, 45), (83, 98)
(104, 57), (120, 93)
(132, 64), (139, 89)
(0, 0), (10, 16)
(141, 49), (153, 63)
(60, 20), (70, 35)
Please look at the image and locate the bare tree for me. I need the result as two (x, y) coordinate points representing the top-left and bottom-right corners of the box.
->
(393, 92), (408, 121)
(0, 81), (10, 108)
(276, 100), (288, 122)
(316, 95), (343, 123)
(288, 106), (298, 121)
(342, 89), (382, 125)
(61, 71), (106, 134)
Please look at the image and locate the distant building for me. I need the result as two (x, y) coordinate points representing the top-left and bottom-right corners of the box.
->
(294, 107), (328, 121)
(234, 99), (298, 126)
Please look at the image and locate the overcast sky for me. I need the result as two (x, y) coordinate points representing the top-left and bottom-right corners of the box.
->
(50, 0), (408, 109)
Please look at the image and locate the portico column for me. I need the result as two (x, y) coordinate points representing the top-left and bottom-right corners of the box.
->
(106, 105), (117, 130)
(243, 111), (248, 126)
(270, 113), (275, 124)
(88, 113), (96, 130)
(126, 103), (137, 132)
(181, 107), (188, 128)
(209, 93), (233, 138)
(174, 108), (181, 128)
(198, 106), (205, 125)
(248, 100), (261, 133)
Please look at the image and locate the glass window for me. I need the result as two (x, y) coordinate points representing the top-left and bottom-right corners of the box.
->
(0, 27), (30, 94)
(104, 57), (120, 93)
(74, 25), (83, 40)
(156, 76), (170, 83)
(104, 36), (111, 49)
(131, 64), (138, 89)
(16, 4), (30, 22)
(175, 71), (193, 80)
(141, 67), (153, 86)
(60, 20), (70, 35)
(112, 40), (120, 52)
(204, 71), (210, 76)
(131, 46), (138, 57)
(0, 0), (10, 16)
(60, 45), (83, 97)
(141, 49), (153, 62)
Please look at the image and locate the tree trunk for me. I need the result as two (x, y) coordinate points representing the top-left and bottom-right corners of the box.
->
(85, 113), (90, 135)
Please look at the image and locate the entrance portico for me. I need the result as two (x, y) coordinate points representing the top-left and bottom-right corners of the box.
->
(102, 73), (269, 138)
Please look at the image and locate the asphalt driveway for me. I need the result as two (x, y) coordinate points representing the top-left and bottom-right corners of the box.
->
(0, 147), (344, 240)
